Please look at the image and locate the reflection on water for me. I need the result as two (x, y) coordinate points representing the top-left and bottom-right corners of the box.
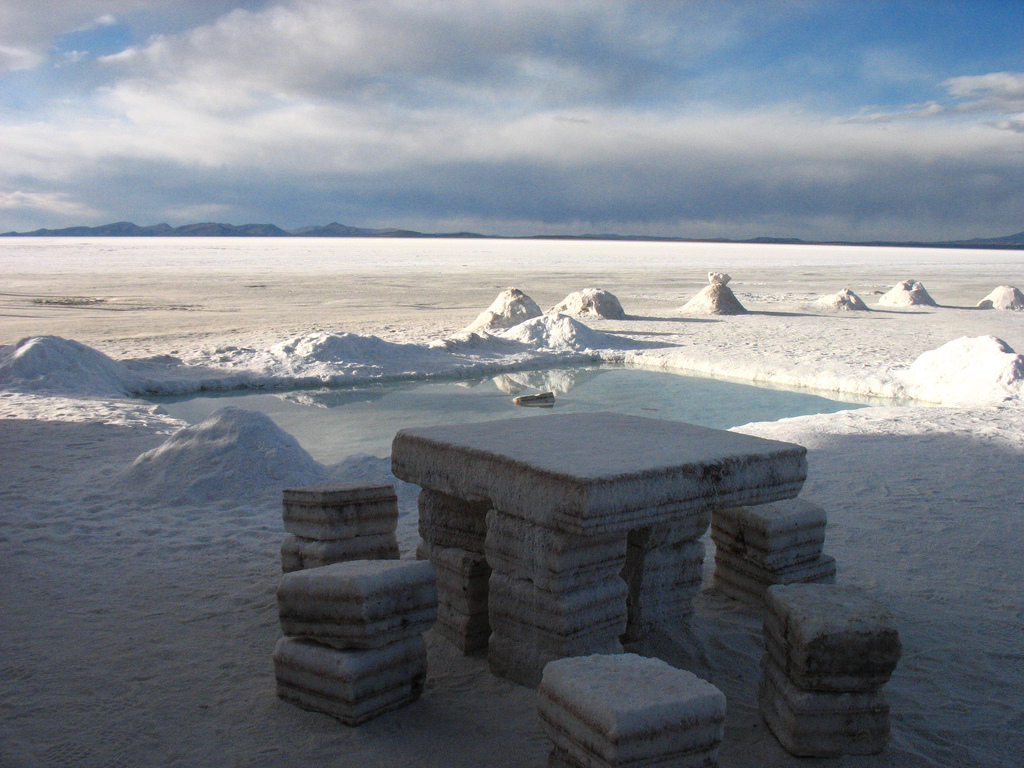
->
(150, 365), (868, 463)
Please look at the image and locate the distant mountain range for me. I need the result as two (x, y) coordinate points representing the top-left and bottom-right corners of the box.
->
(2, 220), (1023, 249)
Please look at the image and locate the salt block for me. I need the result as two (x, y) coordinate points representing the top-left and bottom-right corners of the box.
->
(711, 526), (824, 572)
(758, 656), (889, 756)
(712, 499), (826, 560)
(763, 583), (901, 692)
(488, 573), (627, 639)
(391, 413), (807, 537)
(626, 519), (712, 549)
(281, 533), (399, 573)
(418, 489), (489, 553)
(435, 607), (490, 653)
(272, 635), (426, 726)
(713, 553), (836, 606)
(429, 545), (490, 616)
(277, 559), (436, 650)
(282, 483), (398, 541)
(488, 630), (624, 688)
(622, 537), (704, 639)
(715, 549), (835, 588)
(538, 654), (726, 767)
(486, 510), (627, 590)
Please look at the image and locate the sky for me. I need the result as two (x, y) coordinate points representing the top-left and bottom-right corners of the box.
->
(1, 0), (1023, 241)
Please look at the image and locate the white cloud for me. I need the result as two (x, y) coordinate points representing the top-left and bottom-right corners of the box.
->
(0, 190), (100, 218)
(0, 43), (42, 71)
(943, 71), (1024, 114)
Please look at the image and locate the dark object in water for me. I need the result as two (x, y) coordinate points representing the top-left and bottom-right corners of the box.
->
(513, 391), (555, 407)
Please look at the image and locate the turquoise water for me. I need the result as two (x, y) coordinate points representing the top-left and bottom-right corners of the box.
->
(150, 366), (866, 463)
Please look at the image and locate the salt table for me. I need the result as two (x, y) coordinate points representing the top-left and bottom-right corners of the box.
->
(392, 412), (807, 685)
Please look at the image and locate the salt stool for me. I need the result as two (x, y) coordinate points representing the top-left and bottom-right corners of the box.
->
(273, 559), (436, 724)
(538, 653), (726, 768)
(712, 498), (835, 604)
(281, 483), (399, 572)
(758, 583), (901, 756)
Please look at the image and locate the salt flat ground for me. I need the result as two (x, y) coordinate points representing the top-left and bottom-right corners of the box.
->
(1, 238), (1023, 767)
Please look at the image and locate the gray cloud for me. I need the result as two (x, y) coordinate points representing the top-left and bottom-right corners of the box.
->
(2, 1), (1023, 240)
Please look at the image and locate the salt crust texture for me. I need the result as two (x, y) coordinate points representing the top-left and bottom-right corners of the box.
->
(3, 240), (1024, 767)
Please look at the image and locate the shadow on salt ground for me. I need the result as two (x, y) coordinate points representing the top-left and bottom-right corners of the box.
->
(625, 315), (722, 323)
(743, 310), (824, 318)
(628, 428), (1024, 768)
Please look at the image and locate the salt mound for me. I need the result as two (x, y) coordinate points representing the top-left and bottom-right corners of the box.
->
(463, 288), (543, 333)
(816, 288), (869, 311)
(0, 336), (131, 397)
(270, 331), (421, 365)
(548, 288), (626, 319)
(681, 284), (747, 315)
(977, 285), (1024, 311)
(878, 280), (937, 307)
(900, 336), (1024, 404)
(123, 407), (324, 504)
(708, 272), (731, 285)
(498, 313), (611, 351)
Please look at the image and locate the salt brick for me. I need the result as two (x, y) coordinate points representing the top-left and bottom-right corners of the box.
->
(418, 489), (489, 553)
(712, 499), (826, 553)
(758, 656), (889, 756)
(713, 555), (836, 606)
(277, 559), (436, 650)
(391, 413), (807, 537)
(622, 538), (704, 639)
(538, 654), (726, 767)
(763, 583), (901, 692)
(282, 483), (397, 541)
(627, 519), (712, 549)
(272, 635), (425, 726)
(711, 525), (824, 571)
(488, 573), (627, 638)
(280, 533), (399, 573)
(486, 510), (626, 590)
(715, 550), (836, 589)
(488, 631), (623, 688)
(434, 608), (490, 653)
(430, 546), (490, 616)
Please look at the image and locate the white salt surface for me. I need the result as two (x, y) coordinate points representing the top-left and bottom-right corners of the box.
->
(2, 237), (1024, 767)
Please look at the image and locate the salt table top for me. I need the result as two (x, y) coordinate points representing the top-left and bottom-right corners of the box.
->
(392, 412), (806, 535)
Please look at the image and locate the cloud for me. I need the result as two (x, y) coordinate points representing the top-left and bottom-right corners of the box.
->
(0, 190), (101, 219)
(2, 2), (1023, 240)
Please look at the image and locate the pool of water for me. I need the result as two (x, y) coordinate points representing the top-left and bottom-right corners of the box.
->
(149, 366), (868, 464)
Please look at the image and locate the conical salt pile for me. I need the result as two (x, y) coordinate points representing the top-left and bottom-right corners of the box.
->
(681, 272), (747, 315)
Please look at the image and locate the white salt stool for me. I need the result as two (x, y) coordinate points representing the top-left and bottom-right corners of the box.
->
(712, 499), (834, 604)
(277, 559), (436, 650)
(538, 654), (726, 768)
(272, 635), (426, 726)
(758, 583), (901, 756)
(281, 483), (399, 572)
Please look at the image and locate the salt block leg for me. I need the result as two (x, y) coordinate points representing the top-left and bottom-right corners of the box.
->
(485, 508), (627, 590)
(622, 524), (705, 641)
(418, 489), (489, 553)
(429, 545), (491, 654)
(485, 514), (628, 686)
